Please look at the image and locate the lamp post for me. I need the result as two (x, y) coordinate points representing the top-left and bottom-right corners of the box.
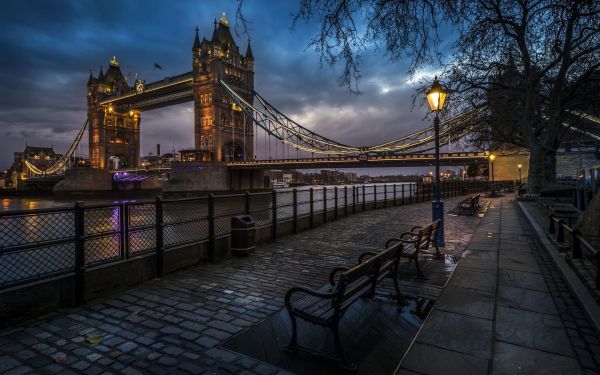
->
(518, 163), (522, 184)
(426, 76), (448, 246)
(489, 154), (496, 183)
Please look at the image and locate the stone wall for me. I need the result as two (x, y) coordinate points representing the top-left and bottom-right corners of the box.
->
(54, 167), (113, 192)
(164, 162), (230, 192)
(489, 152), (530, 183)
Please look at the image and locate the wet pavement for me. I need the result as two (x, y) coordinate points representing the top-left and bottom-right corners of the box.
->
(0, 197), (481, 375)
(3, 196), (597, 375)
(397, 197), (600, 375)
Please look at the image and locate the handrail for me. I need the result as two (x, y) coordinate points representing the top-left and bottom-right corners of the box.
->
(548, 213), (599, 289)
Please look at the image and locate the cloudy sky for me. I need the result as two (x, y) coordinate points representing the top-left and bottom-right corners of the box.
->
(0, 0), (445, 174)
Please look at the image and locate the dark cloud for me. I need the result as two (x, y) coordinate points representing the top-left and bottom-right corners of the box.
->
(0, 0), (440, 174)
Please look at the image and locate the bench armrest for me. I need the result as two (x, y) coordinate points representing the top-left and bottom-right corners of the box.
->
(285, 286), (338, 310)
(387, 236), (418, 248)
(410, 226), (423, 232)
(329, 267), (350, 286)
(358, 251), (377, 263)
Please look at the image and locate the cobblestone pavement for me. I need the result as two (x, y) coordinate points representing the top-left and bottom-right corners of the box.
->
(0, 197), (481, 375)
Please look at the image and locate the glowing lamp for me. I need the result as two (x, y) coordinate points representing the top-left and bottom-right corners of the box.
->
(489, 154), (496, 161)
(108, 106), (113, 113)
(518, 163), (522, 168)
(426, 76), (447, 112)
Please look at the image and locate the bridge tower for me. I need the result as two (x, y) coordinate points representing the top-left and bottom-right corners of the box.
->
(192, 14), (254, 162)
(87, 58), (141, 169)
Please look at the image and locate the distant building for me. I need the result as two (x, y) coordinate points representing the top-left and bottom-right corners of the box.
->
(11, 145), (61, 185)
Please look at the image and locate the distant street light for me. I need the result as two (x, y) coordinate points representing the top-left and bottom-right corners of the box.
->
(518, 163), (522, 184)
(489, 154), (496, 182)
(426, 76), (448, 246)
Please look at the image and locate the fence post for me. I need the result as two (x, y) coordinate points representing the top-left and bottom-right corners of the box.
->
(393, 184), (397, 206)
(208, 194), (215, 262)
(557, 222), (565, 243)
(120, 203), (129, 260)
(293, 188), (298, 234)
(155, 197), (164, 276)
(272, 190), (278, 240)
(309, 187), (314, 228)
(334, 186), (338, 220)
(374, 185), (378, 208)
(344, 186), (348, 216)
(245, 191), (251, 214)
(74, 202), (85, 305)
(549, 216), (556, 234)
(384, 184), (388, 208)
(323, 187), (327, 223)
(571, 230), (582, 259)
(401, 184), (405, 205)
(363, 185), (366, 211)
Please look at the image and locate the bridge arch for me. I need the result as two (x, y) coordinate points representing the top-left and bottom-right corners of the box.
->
(222, 143), (243, 162)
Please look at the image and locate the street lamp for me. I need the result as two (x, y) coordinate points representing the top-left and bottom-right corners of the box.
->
(426, 76), (448, 246)
(489, 154), (496, 182)
(518, 163), (522, 184)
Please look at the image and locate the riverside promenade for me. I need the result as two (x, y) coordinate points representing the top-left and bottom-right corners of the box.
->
(0, 196), (598, 374)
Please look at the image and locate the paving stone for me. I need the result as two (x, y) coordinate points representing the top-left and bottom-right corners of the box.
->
(205, 348), (238, 363)
(449, 269), (496, 293)
(497, 285), (558, 315)
(0, 356), (20, 372)
(498, 269), (549, 292)
(195, 336), (219, 348)
(492, 341), (580, 374)
(71, 360), (90, 370)
(4, 366), (32, 375)
(117, 342), (138, 354)
(496, 294), (574, 357)
(156, 356), (178, 366)
(416, 310), (492, 359)
(207, 320), (242, 334)
(434, 285), (495, 320)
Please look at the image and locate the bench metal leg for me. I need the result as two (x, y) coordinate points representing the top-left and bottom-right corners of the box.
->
(392, 265), (406, 306)
(332, 323), (357, 371)
(284, 311), (299, 353)
(415, 257), (426, 279)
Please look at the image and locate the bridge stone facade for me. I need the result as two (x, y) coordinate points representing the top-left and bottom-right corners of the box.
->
(86, 14), (254, 170)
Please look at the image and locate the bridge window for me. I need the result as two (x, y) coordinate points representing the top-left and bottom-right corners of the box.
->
(116, 118), (124, 128)
(93, 134), (100, 143)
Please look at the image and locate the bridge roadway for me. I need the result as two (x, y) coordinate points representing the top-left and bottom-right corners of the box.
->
(226, 151), (488, 170)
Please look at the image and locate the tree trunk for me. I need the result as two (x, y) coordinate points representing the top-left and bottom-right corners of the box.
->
(528, 143), (557, 193)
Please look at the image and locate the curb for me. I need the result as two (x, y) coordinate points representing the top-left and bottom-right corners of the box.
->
(517, 201), (600, 334)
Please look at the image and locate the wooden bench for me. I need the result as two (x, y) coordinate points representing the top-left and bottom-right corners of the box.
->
(284, 242), (403, 370)
(385, 220), (442, 279)
(458, 194), (480, 215)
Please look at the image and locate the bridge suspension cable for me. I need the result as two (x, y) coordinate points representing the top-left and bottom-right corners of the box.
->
(220, 78), (485, 156)
(24, 118), (89, 175)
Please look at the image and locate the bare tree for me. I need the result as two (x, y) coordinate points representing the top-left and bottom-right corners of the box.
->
(237, 0), (600, 192)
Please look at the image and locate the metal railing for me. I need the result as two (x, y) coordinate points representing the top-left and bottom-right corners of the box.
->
(548, 214), (600, 289)
(0, 180), (491, 297)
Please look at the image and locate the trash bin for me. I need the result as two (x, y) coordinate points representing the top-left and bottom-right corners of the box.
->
(231, 215), (256, 256)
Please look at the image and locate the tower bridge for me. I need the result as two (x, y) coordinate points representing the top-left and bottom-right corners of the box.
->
(20, 13), (600, 188)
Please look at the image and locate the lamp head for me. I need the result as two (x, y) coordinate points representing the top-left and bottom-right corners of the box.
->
(489, 154), (496, 161)
(426, 76), (447, 112)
